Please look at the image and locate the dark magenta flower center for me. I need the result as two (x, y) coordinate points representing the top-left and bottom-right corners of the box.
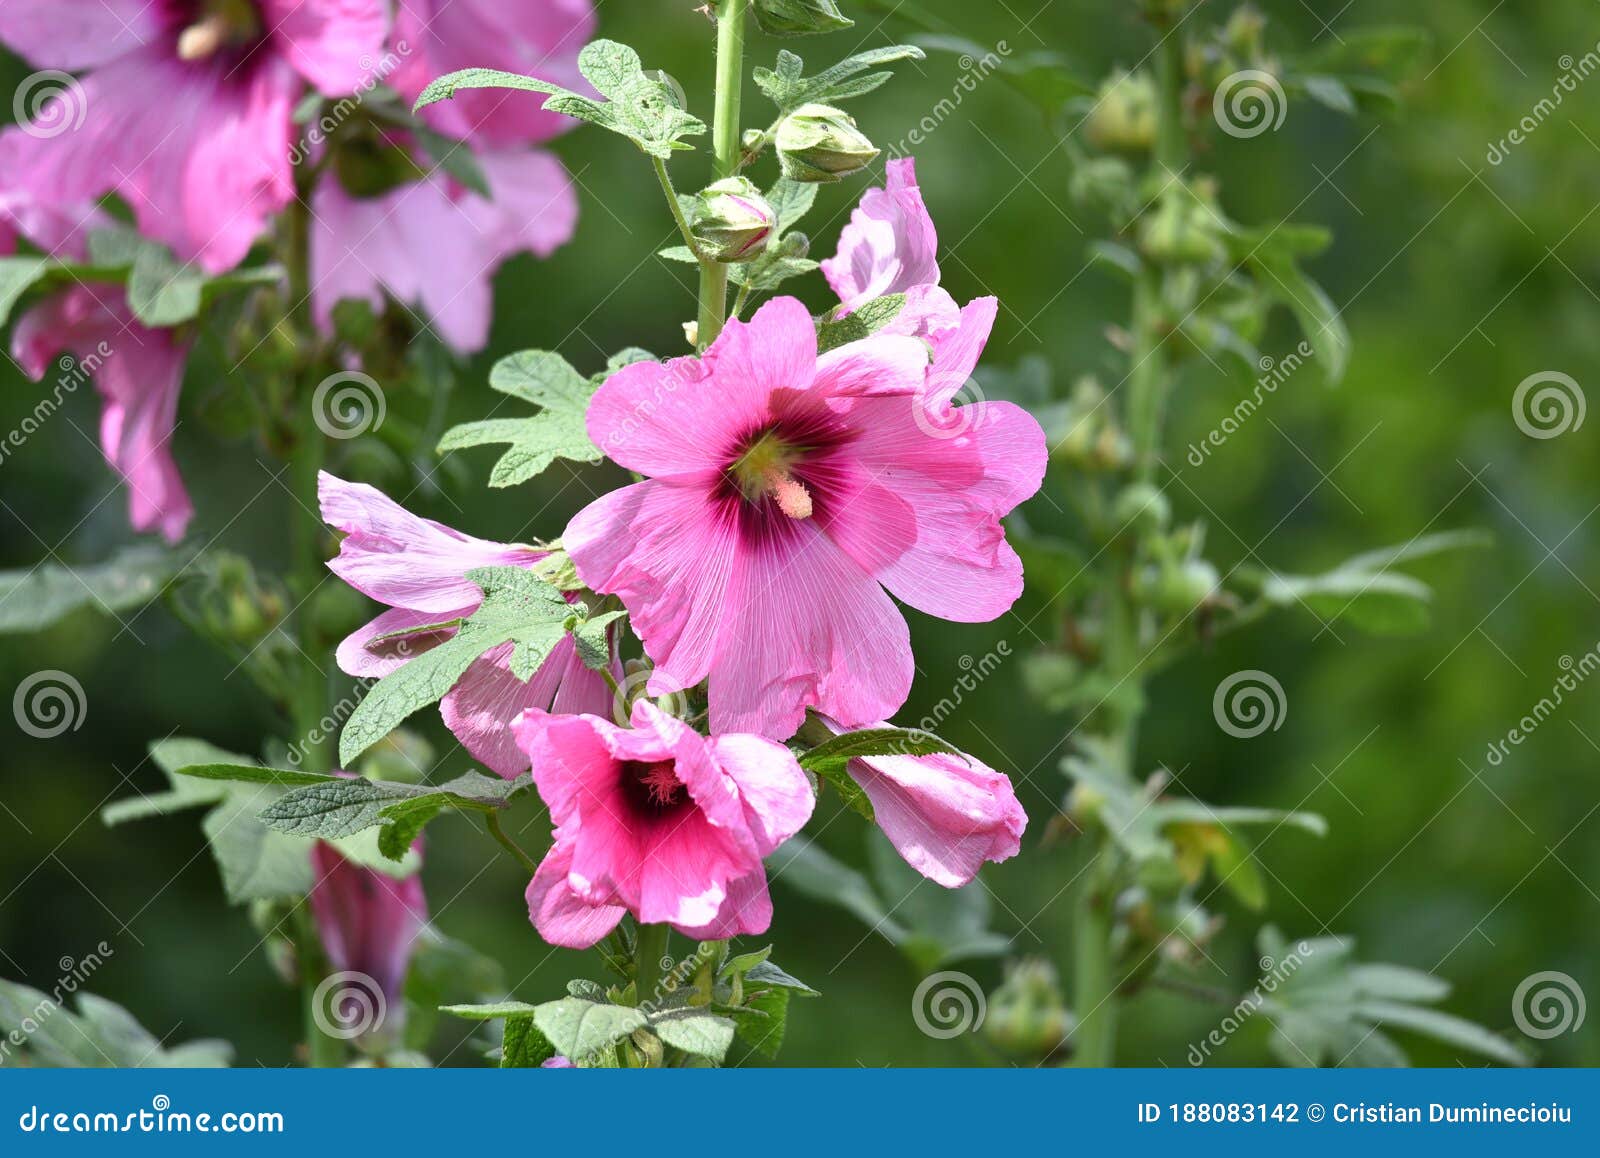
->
(719, 403), (855, 527)
(620, 759), (686, 818)
(164, 0), (265, 61)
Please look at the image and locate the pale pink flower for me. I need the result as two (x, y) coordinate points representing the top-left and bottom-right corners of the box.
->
(2, 173), (193, 542)
(389, 0), (596, 148)
(513, 700), (813, 948)
(0, 0), (388, 273)
(308, 837), (427, 1037)
(564, 297), (1046, 740)
(310, 148), (576, 353)
(319, 471), (609, 776)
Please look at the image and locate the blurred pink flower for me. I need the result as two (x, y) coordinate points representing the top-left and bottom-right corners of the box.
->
(308, 837), (427, 1036)
(821, 716), (1026, 887)
(565, 297), (1046, 740)
(513, 700), (813, 948)
(1, 175), (193, 543)
(310, 148), (576, 353)
(0, 0), (389, 273)
(389, 0), (596, 147)
(319, 471), (610, 775)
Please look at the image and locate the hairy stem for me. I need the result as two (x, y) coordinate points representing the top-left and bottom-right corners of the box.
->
(695, 0), (746, 349)
(485, 811), (539, 876)
(634, 922), (670, 1012)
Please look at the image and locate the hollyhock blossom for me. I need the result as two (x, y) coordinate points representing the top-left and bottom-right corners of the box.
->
(0, 0), (388, 273)
(1, 172), (193, 542)
(821, 717), (1025, 887)
(310, 149), (577, 353)
(513, 700), (813, 947)
(308, 838), (427, 1037)
(319, 472), (609, 776)
(564, 297), (1047, 739)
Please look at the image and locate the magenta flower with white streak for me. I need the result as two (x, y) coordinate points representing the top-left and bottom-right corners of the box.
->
(0, 0), (388, 274)
(565, 296), (1046, 741)
(319, 471), (610, 777)
(513, 700), (813, 948)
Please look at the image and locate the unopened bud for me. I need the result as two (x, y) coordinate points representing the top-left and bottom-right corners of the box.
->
(1084, 70), (1157, 152)
(689, 177), (775, 263)
(775, 103), (878, 183)
(753, 0), (854, 36)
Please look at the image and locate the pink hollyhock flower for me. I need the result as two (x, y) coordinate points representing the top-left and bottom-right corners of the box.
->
(310, 149), (577, 353)
(821, 717), (1026, 887)
(512, 700), (813, 948)
(564, 296), (1047, 740)
(0, 0), (388, 273)
(308, 838), (427, 1037)
(1, 174), (194, 542)
(389, 0), (596, 148)
(319, 471), (610, 776)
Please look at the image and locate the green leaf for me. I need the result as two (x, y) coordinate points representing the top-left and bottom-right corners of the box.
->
(1247, 246), (1349, 384)
(501, 1014), (557, 1067)
(258, 767), (532, 850)
(799, 725), (959, 776)
(744, 959), (819, 996)
(649, 1010), (736, 1060)
(729, 988), (790, 1060)
(755, 45), (926, 113)
(257, 777), (406, 839)
(415, 42), (707, 159)
(339, 568), (573, 765)
(815, 293), (905, 353)
(866, 829), (1010, 971)
(127, 243), (204, 327)
(440, 1000), (543, 1020)
(0, 544), (194, 635)
(1297, 75), (1358, 115)
(410, 124), (493, 198)
(0, 980), (231, 1068)
(767, 837), (908, 940)
(437, 350), (602, 486)
(174, 763), (335, 787)
(1354, 1000), (1528, 1067)
(532, 997), (647, 1063)
(572, 609), (625, 671)
(0, 255), (51, 328)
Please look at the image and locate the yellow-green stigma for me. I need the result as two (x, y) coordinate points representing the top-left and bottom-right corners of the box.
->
(177, 0), (261, 61)
(729, 431), (814, 520)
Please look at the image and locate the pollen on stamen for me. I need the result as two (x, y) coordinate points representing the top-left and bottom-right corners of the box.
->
(177, 16), (229, 60)
(766, 469), (814, 520)
(640, 761), (683, 807)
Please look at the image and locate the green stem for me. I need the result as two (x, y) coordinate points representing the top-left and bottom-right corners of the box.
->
(653, 156), (701, 255)
(1071, 854), (1119, 1067)
(485, 811), (539, 876)
(634, 923), (671, 1010)
(1153, 25), (1186, 176)
(294, 904), (343, 1068)
(696, 0), (747, 349)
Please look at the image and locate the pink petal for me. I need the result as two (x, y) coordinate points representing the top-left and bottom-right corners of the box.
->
(512, 710), (615, 828)
(318, 471), (541, 613)
(308, 840), (428, 1008)
(337, 606), (467, 678)
(822, 157), (940, 310)
(926, 296), (997, 409)
(706, 733), (814, 856)
(391, 0), (596, 147)
(260, 0), (389, 95)
(526, 842), (625, 949)
(812, 333), (929, 398)
(0, 0), (160, 70)
(670, 869), (774, 940)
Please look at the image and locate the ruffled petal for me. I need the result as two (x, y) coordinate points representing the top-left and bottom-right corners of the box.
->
(336, 606), (464, 678)
(670, 869), (774, 940)
(261, 0), (390, 95)
(706, 733), (814, 856)
(821, 157), (940, 309)
(812, 333), (929, 398)
(526, 842), (625, 949)
(0, 0), (160, 70)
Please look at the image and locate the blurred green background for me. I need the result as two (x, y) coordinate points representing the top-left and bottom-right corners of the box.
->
(1, 0), (1596, 1066)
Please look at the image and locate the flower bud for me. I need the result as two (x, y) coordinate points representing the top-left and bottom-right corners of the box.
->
(984, 959), (1074, 1058)
(1112, 482), (1171, 535)
(753, 0), (854, 36)
(689, 177), (775, 263)
(1084, 70), (1157, 153)
(1139, 195), (1227, 267)
(775, 103), (878, 183)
